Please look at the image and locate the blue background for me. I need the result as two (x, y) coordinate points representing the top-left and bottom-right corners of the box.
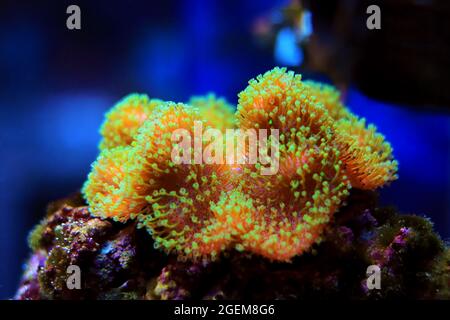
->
(0, 0), (448, 298)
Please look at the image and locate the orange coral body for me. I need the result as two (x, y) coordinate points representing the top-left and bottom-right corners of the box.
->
(83, 67), (398, 262)
(99, 94), (164, 150)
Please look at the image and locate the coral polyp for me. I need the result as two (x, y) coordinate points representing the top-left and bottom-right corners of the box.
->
(235, 126), (350, 261)
(89, 102), (234, 260)
(336, 115), (398, 190)
(232, 68), (353, 260)
(82, 67), (398, 262)
(237, 67), (333, 142)
(99, 94), (164, 150)
(82, 146), (133, 222)
(303, 80), (351, 121)
(188, 93), (236, 131)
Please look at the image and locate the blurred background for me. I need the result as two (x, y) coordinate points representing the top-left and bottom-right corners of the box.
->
(0, 0), (449, 298)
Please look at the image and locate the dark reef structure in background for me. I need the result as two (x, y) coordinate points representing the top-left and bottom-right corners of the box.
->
(16, 190), (449, 300)
(272, 0), (450, 109)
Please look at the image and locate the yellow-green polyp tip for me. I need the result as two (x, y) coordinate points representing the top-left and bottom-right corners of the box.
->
(99, 94), (165, 150)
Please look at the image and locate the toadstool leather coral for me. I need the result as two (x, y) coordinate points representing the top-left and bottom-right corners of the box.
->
(16, 68), (449, 299)
(82, 67), (399, 262)
(99, 94), (165, 150)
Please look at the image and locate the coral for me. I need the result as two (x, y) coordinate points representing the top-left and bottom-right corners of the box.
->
(235, 68), (351, 260)
(99, 93), (234, 152)
(15, 191), (450, 300)
(303, 80), (351, 121)
(86, 102), (234, 261)
(234, 134), (350, 261)
(335, 115), (398, 189)
(99, 94), (164, 150)
(15, 68), (447, 300)
(188, 93), (236, 131)
(237, 67), (334, 141)
(131, 104), (233, 261)
(82, 146), (133, 222)
(82, 67), (399, 263)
